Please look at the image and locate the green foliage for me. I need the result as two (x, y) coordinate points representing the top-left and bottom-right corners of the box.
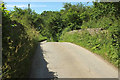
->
(2, 3), (45, 78)
(60, 13), (120, 67)
(40, 3), (89, 41)
(92, 2), (120, 18)
(60, 29), (119, 67)
(2, 1), (120, 78)
(40, 2), (120, 67)
(41, 11), (63, 41)
(59, 2), (120, 68)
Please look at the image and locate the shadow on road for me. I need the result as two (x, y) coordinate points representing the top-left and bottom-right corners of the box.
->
(30, 42), (57, 79)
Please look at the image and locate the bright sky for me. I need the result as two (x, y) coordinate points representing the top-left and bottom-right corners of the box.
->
(3, 0), (95, 2)
(2, 0), (94, 14)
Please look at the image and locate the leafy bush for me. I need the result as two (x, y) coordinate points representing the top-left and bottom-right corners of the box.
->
(2, 3), (44, 78)
(60, 15), (120, 67)
(60, 28), (119, 67)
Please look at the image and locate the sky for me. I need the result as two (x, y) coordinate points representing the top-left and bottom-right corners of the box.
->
(3, 0), (94, 14)
(3, 0), (96, 2)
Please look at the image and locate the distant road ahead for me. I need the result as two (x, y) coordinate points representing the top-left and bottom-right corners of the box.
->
(30, 42), (118, 78)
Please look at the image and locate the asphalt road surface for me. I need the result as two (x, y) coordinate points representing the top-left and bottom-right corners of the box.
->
(30, 41), (118, 78)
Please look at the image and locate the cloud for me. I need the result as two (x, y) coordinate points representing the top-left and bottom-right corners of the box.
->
(6, 4), (27, 8)
(3, 0), (96, 2)
(6, 4), (47, 8)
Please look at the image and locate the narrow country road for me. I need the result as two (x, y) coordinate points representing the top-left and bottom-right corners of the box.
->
(30, 41), (118, 78)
